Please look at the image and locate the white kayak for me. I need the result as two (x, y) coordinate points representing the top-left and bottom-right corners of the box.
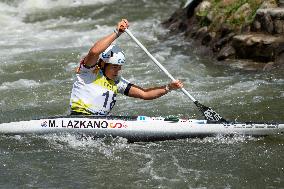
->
(0, 115), (283, 141)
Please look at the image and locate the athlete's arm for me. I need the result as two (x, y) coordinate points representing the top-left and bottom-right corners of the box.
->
(83, 19), (129, 67)
(128, 80), (183, 100)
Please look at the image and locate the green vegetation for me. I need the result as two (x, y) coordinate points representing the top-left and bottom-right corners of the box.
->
(196, 0), (267, 31)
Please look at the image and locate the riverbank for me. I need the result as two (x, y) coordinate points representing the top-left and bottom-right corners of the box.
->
(163, 0), (284, 71)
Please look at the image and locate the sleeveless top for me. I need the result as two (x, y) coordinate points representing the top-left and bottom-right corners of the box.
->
(70, 65), (132, 115)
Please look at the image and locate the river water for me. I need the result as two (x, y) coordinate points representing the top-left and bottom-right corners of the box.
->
(0, 0), (283, 188)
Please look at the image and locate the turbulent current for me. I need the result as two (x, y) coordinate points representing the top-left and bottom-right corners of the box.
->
(0, 0), (283, 188)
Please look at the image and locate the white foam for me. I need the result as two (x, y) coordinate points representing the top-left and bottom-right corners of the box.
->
(0, 0), (116, 59)
(252, 96), (264, 103)
(0, 79), (40, 90)
(0, 19), (117, 60)
(0, 99), (6, 106)
(66, 62), (78, 72)
(227, 80), (269, 93)
(18, 0), (115, 11)
(191, 78), (272, 103)
(39, 133), (129, 159)
(0, 2), (23, 28)
(185, 135), (262, 144)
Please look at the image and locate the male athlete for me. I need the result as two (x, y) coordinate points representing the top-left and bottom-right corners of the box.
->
(70, 19), (183, 115)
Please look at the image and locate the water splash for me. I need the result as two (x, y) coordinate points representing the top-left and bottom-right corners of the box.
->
(37, 133), (131, 159)
(184, 135), (263, 144)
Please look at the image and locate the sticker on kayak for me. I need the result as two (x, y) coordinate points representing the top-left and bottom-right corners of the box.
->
(137, 116), (163, 121)
(41, 121), (48, 127)
(41, 119), (128, 129)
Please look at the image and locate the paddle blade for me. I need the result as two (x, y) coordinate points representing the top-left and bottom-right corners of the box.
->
(194, 101), (227, 123)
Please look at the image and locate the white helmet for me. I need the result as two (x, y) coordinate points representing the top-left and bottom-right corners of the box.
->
(99, 44), (125, 65)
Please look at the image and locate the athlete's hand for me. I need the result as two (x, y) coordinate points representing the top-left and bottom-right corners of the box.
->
(117, 19), (129, 32)
(168, 80), (183, 91)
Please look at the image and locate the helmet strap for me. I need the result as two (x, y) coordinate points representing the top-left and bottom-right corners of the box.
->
(94, 59), (106, 74)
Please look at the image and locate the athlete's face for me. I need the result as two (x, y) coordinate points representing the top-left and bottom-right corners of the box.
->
(105, 64), (122, 80)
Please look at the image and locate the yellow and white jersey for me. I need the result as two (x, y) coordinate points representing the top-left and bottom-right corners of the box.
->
(70, 65), (132, 115)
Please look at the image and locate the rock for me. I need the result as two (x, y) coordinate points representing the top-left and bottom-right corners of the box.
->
(259, 0), (278, 9)
(232, 34), (284, 62)
(232, 3), (252, 22)
(206, 10), (214, 23)
(280, 0), (284, 7)
(191, 26), (208, 39)
(263, 62), (276, 71)
(269, 8), (284, 18)
(196, 1), (211, 15)
(163, 0), (284, 70)
(263, 13), (274, 33)
(213, 32), (235, 52)
(201, 32), (216, 45)
(274, 19), (284, 34)
(163, 9), (187, 32)
(220, 0), (239, 7)
(275, 42), (284, 66)
(254, 8), (284, 34)
(195, 1), (212, 25)
(276, 53), (284, 65)
(220, 24), (234, 37)
(253, 20), (262, 30)
(177, 21), (188, 32)
(217, 44), (236, 60)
